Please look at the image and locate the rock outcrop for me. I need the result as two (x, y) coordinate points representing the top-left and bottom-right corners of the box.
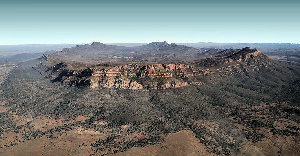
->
(89, 63), (195, 89)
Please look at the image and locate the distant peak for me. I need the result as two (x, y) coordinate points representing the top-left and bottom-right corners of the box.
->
(91, 42), (105, 46)
(146, 41), (170, 47)
(239, 47), (260, 53)
(215, 47), (261, 58)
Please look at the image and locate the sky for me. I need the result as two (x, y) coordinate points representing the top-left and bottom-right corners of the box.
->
(0, 0), (299, 44)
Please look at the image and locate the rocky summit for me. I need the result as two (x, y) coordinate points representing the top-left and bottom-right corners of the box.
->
(0, 42), (299, 156)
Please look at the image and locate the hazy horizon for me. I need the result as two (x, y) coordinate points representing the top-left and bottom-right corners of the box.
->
(0, 41), (300, 46)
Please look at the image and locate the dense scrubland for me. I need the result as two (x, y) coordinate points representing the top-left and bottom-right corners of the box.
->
(0, 43), (299, 155)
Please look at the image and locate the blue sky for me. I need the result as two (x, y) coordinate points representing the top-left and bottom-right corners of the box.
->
(0, 0), (299, 44)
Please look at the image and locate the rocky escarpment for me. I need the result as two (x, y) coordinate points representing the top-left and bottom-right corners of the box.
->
(89, 63), (198, 89)
(39, 47), (272, 89)
(40, 62), (199, 89)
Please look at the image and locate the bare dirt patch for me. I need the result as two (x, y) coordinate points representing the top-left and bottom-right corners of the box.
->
(0, 127), (106, 156)
(114, 130), (213, 156)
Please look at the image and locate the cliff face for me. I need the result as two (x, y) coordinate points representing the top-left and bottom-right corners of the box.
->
(89, 63), (196, 89)
(42, 62), (199, 89)
(40, 47), (271, 89)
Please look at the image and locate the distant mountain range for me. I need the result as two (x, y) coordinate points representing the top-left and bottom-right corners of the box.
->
(181, 42), (300, 49)
(0, 44), (75, 56)
(1, 41), (300, 65)
(1, 42), (299, 57)
(50, 41), (205, 63)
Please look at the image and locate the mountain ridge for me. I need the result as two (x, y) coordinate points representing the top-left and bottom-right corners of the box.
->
(39, 44), (271, 90)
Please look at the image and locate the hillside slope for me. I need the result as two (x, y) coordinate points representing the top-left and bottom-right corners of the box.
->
(0, 45), (299, 155)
